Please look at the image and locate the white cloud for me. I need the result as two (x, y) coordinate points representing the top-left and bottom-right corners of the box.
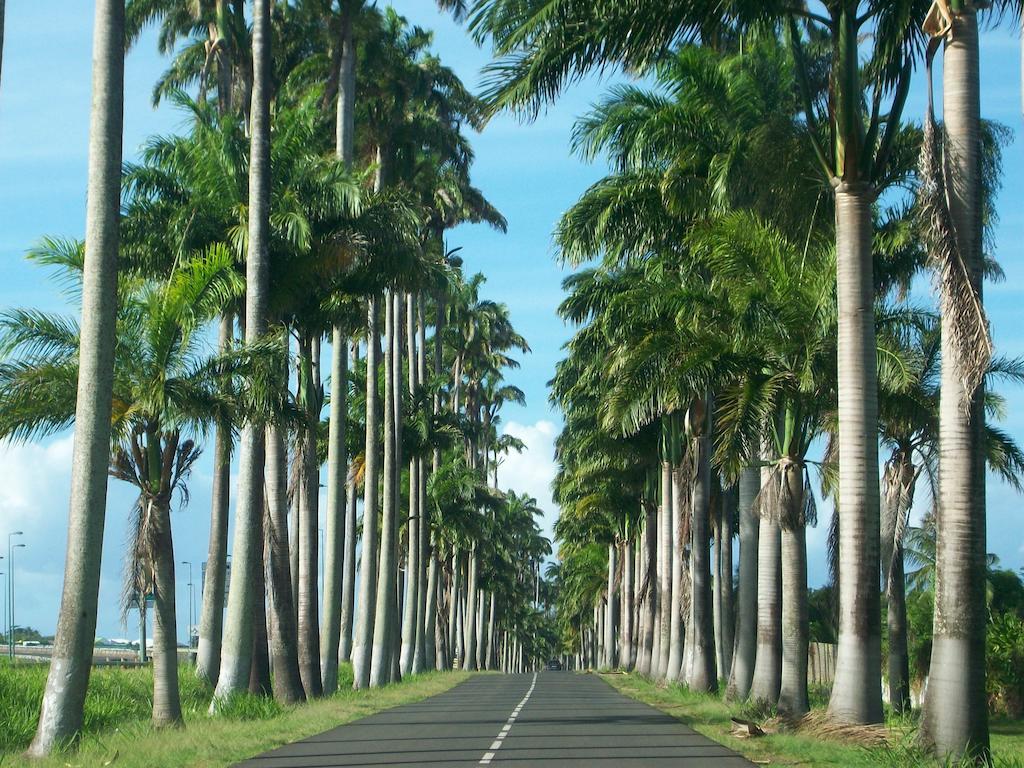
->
(495, 420), (559, 544)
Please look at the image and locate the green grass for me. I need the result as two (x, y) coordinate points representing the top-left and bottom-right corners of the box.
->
(601, 672), (1024, 767)
(0, 661), (468, 767)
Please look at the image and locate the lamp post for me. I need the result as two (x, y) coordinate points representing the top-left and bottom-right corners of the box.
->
(181, 560), (193, 653)
(7, 532), (23, 659)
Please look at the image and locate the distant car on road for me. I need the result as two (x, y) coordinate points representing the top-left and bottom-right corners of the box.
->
(546, 659), (562, 671)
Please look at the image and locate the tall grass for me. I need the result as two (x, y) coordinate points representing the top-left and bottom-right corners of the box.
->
(0, 661), (211, 753)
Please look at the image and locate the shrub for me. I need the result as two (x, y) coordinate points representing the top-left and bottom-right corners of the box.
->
(988, 612), (1024, 719)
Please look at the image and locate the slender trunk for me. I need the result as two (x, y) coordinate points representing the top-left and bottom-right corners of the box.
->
(620, 537), (634, 671)
(265, 423), (305, 703)
(778, 462), (809, 717)
(424, 553), (439, 670)
(485, 592), (496, 670)
(666, 466), (685, 682)
(719, 483), (735, 682)
(749, 512), (782, 705)
(727, 465), (760, 700)
(297, 333), (323, 697)
(28, 0), (124, 753)
(339, 343), (359, 663)
(211, 0), (271, 706)
(688, 427), (717, 693)
(921, 10), (990, 759)
(637, 502), (656, 675)
(150, 500), (182, 726)
(656, 461), (672, 678)
(400, 296), (418, 676)
(249, 528), (271, 697)
(888, 544), (911, 714)
(370, 292), (399, 686)
(447, 551), (460, 663)
(352, 298), (381, 688)
(196, 316), (232, 684)
(828, 183), (883, 724)
(321, 329), (348, 693)
(604, 542), (618, 669)
(462, 549), (479, 670)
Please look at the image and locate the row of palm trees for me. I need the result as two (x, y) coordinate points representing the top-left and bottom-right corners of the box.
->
(481, 4), (1023, 764)
(0, 0), (553, 757)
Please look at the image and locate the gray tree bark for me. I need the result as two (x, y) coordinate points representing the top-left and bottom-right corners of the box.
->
(687, 420), (717, 693)
(637, 502), (657, 675)
(29, 0), (124, 753)
(211, 0), (272, 707)
(749, 512), (782, 705)
(921, 10), (990, 760)
(828, 184), (883, 724)
(265, 423), (305, 704)
(727, 465), (760, 700)
(197, 314), (233, 685)
(717, 482), (735, 682)
(339, 343), (359, 663)
(656, 461), (672, 678)
(666, 466), (685, 682)
(351, 298), (381, 688)
(370, 292), (400, 686)
(297, 333), (323, 697)
(778, 462), (809, 717)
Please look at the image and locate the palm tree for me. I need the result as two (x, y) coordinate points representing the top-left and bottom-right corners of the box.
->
(212, 0), (273, 707)
(3, 244), (251, 727)
(26, 0), (125, 753)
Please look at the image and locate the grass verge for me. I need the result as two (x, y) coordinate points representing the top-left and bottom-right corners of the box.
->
(0, 662), (468, 767)
(600, 672), (1024, 767)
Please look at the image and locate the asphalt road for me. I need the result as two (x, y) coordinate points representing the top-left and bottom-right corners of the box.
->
(237, 672), (754, 767)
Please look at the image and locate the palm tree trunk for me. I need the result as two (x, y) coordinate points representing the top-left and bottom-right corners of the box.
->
(749, 511), (782, 705)
(196, 315), (233, 685)
(413, 298), (429, 673)
(888, 544), (911, 714)
(339, 343), (359, 663)
(485, 592), (496, 670)
(370, 291), (399, 686)
(28, 0), (124, 753)
(778, 462), (809, 717)
(620, 536), (634, 671)
(688, 426), (717, 693)
(321, 329), (348, 693)
(828, 183), (883, 724)
(921, 9), (990, 759)
(718, 482), (735, 682)
(602, 544), (618, 671)
(424, 552), (439, 670)
(447, 551), (460, 663)
(249, 532), (271, 697)
(323, 5), (355, 670)
(400, 296), (419, 676)
(265, 423), (305, 704)
(637, 502), (656, 675)
(666, 465), (685, 682)
(211, 0), (271, 707)
(297, 333), (323, 697)
(462, 548), (479, 671)
(352, 297), (381, 688)
(727, 465), (760, 700)
(150, 499), (182, 727)
(656, 461), (672, 678)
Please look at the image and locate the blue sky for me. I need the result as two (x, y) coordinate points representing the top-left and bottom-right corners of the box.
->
(0, 3), (1021, 640)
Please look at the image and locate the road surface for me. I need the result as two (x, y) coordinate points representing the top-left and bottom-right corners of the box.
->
(237, 672), (754, 767)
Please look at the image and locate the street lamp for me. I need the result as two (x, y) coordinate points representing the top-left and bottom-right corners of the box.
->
(7, 532), (23, 659)
(181, 560), (193, 652)
(9, 539), (25, 659)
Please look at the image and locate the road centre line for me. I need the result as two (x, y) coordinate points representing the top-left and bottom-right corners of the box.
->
(479, 673), (538, 766)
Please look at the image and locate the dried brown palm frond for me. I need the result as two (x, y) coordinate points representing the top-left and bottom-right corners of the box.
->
(918, 39), (992, 407)
(774, 709), (892, 748)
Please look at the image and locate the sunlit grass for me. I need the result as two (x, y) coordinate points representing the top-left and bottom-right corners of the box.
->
(0, 660), (467, 767)
(602, 672), (1024, 768)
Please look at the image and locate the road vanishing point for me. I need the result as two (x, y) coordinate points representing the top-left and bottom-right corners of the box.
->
(238, 672), (754, 767)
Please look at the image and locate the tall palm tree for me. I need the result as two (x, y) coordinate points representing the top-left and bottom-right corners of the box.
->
(26, 0), (125, 753)
(212, 0), (273, 706)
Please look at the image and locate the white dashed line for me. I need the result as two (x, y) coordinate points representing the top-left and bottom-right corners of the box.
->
(478, 673), (537, 765)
